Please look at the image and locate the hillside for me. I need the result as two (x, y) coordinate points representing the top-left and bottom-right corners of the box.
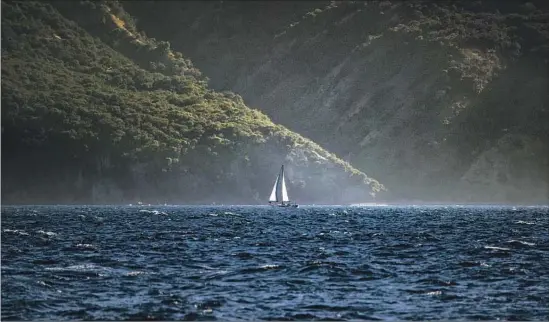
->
(1, 0), (384, 205)
(124, 0), (549, 203)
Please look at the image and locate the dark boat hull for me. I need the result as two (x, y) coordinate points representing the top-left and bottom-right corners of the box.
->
(269, 203), (299, 208)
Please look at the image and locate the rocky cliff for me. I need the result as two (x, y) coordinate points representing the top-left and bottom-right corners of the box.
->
(124, 0), (549, 203)
(1, 0), (384, 205)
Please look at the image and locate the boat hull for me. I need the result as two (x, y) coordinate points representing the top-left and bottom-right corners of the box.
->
(269, 203), (299, 208)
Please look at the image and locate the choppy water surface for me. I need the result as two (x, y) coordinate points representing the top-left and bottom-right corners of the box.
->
(2, 205), (549, 320)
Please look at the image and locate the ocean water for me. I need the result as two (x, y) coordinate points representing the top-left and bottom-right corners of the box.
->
(1, 205), (548, 321)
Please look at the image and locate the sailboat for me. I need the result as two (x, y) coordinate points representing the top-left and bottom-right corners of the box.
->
(268, 165), (299, 208)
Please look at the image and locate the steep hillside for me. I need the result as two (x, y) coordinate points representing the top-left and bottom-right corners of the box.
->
(125, 0), (549, 203)
(1, 0), (384, 205)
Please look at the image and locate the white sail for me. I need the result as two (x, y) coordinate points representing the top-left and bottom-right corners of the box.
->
(268, 165), (293, 205)
(280, 168), (289, 202)
(269, 174), (279, 202)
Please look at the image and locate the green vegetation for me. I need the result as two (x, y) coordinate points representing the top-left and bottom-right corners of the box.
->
(391, 1), (549, 52)
(1, 0), (384, 204)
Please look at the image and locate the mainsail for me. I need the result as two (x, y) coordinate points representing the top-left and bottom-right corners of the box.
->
(269, 165), (290, 203)
(279, 166), (289, 202)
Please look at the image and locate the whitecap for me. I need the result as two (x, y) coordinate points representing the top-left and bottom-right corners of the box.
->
(3, 229), (29, 236)
(222, 212), (243, 217)
(139, 209), (168, 216)
(45, 267), (63, 271)
(260, 264), (280, 269)
(76, 243), (96, 249)
(46, 263), (98, 271)
(506, 240), (536, 246)
(515, 220), (535, 225)
(37, 230), (57, 237)
(66, 264), (98, 270)
(425, 290), (442, 296)
(484, 246), (511, 251)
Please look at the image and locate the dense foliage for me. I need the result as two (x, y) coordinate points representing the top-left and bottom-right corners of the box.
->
(1, 0), (383, 204)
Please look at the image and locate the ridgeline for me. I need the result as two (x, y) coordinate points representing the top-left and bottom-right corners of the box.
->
(1, 0), (384, 204)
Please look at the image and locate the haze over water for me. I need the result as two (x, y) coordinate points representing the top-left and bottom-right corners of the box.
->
(2, 205), (548, 320)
